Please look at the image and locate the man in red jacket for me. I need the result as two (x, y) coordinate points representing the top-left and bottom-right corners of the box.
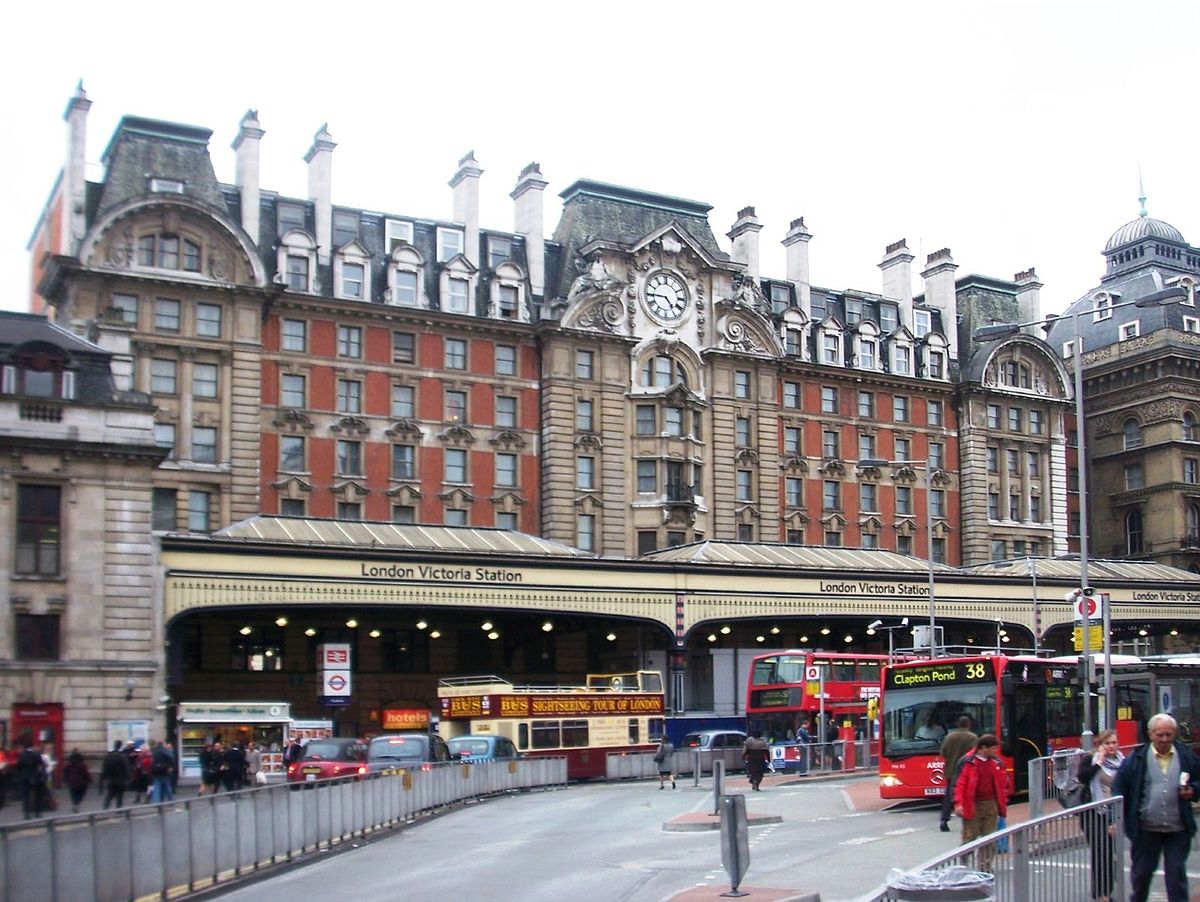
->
(953, 734), (1008, 872)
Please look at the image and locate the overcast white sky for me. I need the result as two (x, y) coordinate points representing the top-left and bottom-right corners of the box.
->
(4, 0), (1197, 315)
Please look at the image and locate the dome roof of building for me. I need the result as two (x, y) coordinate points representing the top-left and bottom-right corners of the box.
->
(1105, 214), (1186, 252)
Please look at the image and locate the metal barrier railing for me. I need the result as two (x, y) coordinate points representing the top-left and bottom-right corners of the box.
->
(605, 740), (877, 781)
(0, 756), (567, 902)
(859, 796), (1124, 901)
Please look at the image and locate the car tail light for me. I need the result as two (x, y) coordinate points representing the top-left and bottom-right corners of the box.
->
(332, 765), (342, 775)
(421, 762), (433, 772)
(287, 763), (297, 775)
(357, 765), (367, 776)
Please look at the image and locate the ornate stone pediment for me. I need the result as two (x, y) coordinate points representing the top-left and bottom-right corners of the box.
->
(385, 418), (423, 439)
(734, 504), (761, 523)
(820, 512), (847, 528)
(437, 424), (476, 445)
(490, 491), (527, 510)
(330, 416), (369, 436)
(735, 448), (760, 466)
(818, 459), (846, 477)
(573, 433), (602, 451)
(490, 430), (527, 450)
(331, 480), (368, 500)
(437, 487), (476, 505)
(572, 295), (628, 335)
(385, 483), (422, 502)
(271, 475), (313, 498)
(781, 455), (809, 475)
(272, 409), (314, 433)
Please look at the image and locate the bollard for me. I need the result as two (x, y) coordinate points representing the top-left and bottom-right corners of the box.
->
(719, 793), (750, 897)
(693, 748), (702, 787)
(839, 725), (855, 770)
(713, 760), (725, 816)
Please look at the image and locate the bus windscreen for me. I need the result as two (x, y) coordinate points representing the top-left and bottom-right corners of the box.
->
(882, 661), (995, 759)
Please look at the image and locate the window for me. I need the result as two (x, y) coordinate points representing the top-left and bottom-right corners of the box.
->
(392, 444), (415, 479)
(497, 453), (519, 487)
(858, 337), (878, 369)
(821, 386), (838, 414)
(822, 332), (841, 364)
(231, 625), (284, 672)
(928, 401), (943, 426)
(1007, 449), (1019, 476)
(1125, 462), (1144, 490)
(337, 379), (362, 414)
(109, 293), (138, 324)
(736, 417), (751, 447)
(932, 537), (946, 564)
(151, 359), (177, 395)
(277, 203), (305, 237)
(861, 482), (878, 512)
(1068, 467), (1080, 492)
(844, 298), (862, 325)
(496, 345), (516, 376)
(497, 285), (519, 319)
(496, 395), (516, 428)
(286, 255), (309, 291)
(734, 371), (750, 399)
(341, 262), (365, 299)
(991, 540), (1007, 562)
(1185, 316), (1200, 334)
(154, 423), (176, 458)
(823, 480), (840, 511)
(187, 490), (210, 533)
(822, 429), (839, 458)
(786, 477), (803, 507)
(15, 615), (59, 661)
(986, 446), (998, 473)
(862, 532), (878, 549)
(896, 485), (912, 516)
(1029, 410), (1043, 435)
(337, 501), (362, 520)
(1126, 509), (1144, 554)
(280, 499), (305, 517)
(193, 426), (218, 463)
(898, 534), (913, 555)
(445, 448), (467, 482)
(338, 325), (362, 358)
(858, 433), (875, 459)
(577, 456), (595, 490)
(576, 400), (594, 431)
(895, 438), (911, 461)
(1009, 494), (1020, 520)
(894, 396), (909, 423)
(1026, 451), (1040, 477)
(488, 236), (512, 269)
(784, 382), (800, 408)
(1189, 505), (1200, 541)
(447, 279), (469, 313)
(391, 384), (414, 418)
(643, 356), (684, 388)
(737, 471), (753, 502)
(892, 346), (912, 375)
(636, 405), (656, 435)
(879, 304), (898, 334)
(988, 492), (999, 519)
(445, 390), (467, 423)
(784, 426), (801, 455)
(1123, 418), (1143, 449)
(931, 489), (945, 518)
(1093, 296), (1112, 321)
(858, 391), (874, 418)
(152, 488), (176, 530)
(393, 332), (416, 364)
(637, 460), (657, 493)
(282, 319), (307, 352)
(392, 505), (416, 524)
(279, 371), (307, 409)
(437, 227), (464, 263)
(393, 270), (419, 306)
(914, 309), (931, 338)
(786, 529), (804, 545)
(785, 329), (802, 356)
(770, 283), (791, 313)
(445, 338), (467, 370)
(927, 352), (944, 379)
(1008, 407), (1022, 432)
(445, 508), (468, 527)
(496, 511), (517, 531)
(929, 442), (944, 469)
(154, 298), (180, 332)
(336, 440), (362, 475)
(280, 435), (305, 471)
(16, 485), (61, 575)
(1186, 459), (1200, 485)
(192, 362), (218, 398)
(987, 404), (1001, 429)
(1186, 413), (1197, 442)
(196, 303), (221, 338)
(824, 531), (842, 547)
(576, 350), (594, 380)
(637, 531), (658, 555)
(1030, 495), (1042, 522)
(333, 211), (359, 248)
(386, 219), (414, 252)
(576, 514), (596, 553)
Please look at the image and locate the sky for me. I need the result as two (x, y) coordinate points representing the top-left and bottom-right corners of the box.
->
(4, 0), (1198, 316)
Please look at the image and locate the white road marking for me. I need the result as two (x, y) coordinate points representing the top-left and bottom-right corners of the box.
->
(840, 836), (880, 845)
(884, 828), (920, 836)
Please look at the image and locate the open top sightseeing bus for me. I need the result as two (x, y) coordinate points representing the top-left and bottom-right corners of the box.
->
(437, 670), (666, 779)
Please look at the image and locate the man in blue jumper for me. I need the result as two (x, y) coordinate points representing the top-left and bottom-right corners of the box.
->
(1113, 713), (1200, 902)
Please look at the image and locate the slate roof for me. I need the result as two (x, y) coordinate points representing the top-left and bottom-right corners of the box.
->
(96, 116), (225, 217)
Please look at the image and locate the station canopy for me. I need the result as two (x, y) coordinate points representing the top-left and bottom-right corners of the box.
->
(960, 556), (1200, 584)
(642, 541), (958, 573)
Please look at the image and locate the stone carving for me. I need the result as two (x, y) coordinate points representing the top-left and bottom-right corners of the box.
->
(728, 274), (770, 316)
(105, 226), (134, 268)
(660, 234), (683, 256)
(329, 416), (369, 436)
(437, 424), (476, 445)
(721, 317), (767, 354)
(271, 409), (314, 433)
(384, 419), (422, 439)
(490, 429), (528, 450)
(567, 255), (626, 300)
(575, 297), (625, 334)
(209, 250), (231, 281)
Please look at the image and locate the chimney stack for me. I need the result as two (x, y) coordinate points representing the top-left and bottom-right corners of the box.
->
(879, 239), (914, 327)
(921, 248), (959, 361)
(62, 80), (91, 254)
(305, 124), (336, 265)
(1014, 268), (1042, 334)
(450, 151), (483, 268)
(232, 110), (264, 246)
(511, 162), (547, 297)
(782, 217), (813, 317)
(728, 206), (763, 281)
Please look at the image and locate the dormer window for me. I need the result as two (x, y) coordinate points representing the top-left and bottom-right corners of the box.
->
(914, 309), (931, 338)
(287, 256), (309, 291)
(333, 211), (359, 248)
(857, 336), (878, 369)
(879, 304), (898, 334)
(277, 203), (306, 237)
(488, 237), (512, 269)
(641, 355), (687, 388)
(277, 230), (317, 293)
(342, 262), (364, 299)
(137, 234), (201, 273)
(149, 177), (184, 194)
(844, 298), (862, 325)
(386, 219), (414, 253)
(1119, 320), (1140, 341)
(1093, 296), (1112, 321)
(785, 328), (802, 355)
(448, 278), (469, 313)
(437, 227), (464, 263)
(892, 344), (912, 375)
(928, 350), (945, 379)
(498, 286), (518, 318)
(2, 349), (75, 400)
(395, 271), (418, 305)
(821, 330), (842, 365)
(770, 284), (791, 314)
(388, 244), (425, 308)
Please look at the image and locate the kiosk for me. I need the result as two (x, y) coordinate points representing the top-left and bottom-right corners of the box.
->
(176, 702), (291, 779)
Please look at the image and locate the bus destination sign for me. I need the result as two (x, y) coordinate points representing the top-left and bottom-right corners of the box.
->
(885, 660), (992, 690)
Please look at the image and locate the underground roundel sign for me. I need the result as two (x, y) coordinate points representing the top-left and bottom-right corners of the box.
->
(322, 671), (352, 696)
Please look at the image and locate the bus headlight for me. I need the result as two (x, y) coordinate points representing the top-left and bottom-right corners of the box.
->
(880, 773), (902, 788)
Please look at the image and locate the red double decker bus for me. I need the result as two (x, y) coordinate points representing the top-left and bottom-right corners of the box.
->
(745, 650), (888, 766)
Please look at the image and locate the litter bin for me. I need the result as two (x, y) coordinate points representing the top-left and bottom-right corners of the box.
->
(886, 865), (994, 901)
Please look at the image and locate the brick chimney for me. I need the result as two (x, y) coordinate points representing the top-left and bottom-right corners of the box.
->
(450, 151), (483, 268)
(728, 206), (763, 281)
(1014, 267), (1042, 334)
(921, 248), (959, 360)
(305, 124), (336, 265)
(232, 110), (264, 246)
(62, 80), (91, 254)
(879, 239), (914, 328)
(511, 162), (547, 297)
(782, 217), (813, 316)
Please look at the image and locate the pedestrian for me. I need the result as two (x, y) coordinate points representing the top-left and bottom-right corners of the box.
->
(654, 736), (675, 790)
(15, 742), (48, 820)
(222, 742), (247, 792)
(1113, 712), (1200, 902)
(150, 740), (175, 803)
(101, 740), (131, 809)
(1076, 728), (1123, 902)
(63, 749), (91, 814)
(939, 716), (978, 832)
(202, 741), (222, 794)
(246, 741), (263, 787)
(130, 742), (152, 801)
(742, 731), (770, 791)
(284, 736), (303, 767)
(952, 734), (1007, 874)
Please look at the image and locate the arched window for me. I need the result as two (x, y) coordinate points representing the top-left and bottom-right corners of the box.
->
(1187, 504), (1200, 543)
(1125, 509), (1144, 555)
(1123, 418), (1143, 450)
(1185, 412), (1197, 442)
(641, 355), (687, 389)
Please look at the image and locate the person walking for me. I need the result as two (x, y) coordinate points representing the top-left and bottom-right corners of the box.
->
(939, 716), (978, 831)
(742, 731), (770, 791)
(63, 749), (91, 814)
(15, 742), (48, 820)
(1076, 728), (1123, 902)
(199, 742), (220, 795)
(131, 743), (153, 802)
(1113, 712), (1200, 902)
(101, 741), (131, 809)
(952, 734), (1007, 873)
(150, 740), (175, 803)
(654, 736), (675, 790)
(222, 742), (247, 792)
(246, 741), (263, 787)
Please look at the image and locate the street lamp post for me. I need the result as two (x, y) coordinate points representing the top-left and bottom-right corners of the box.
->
(974, 284), (1187, 747)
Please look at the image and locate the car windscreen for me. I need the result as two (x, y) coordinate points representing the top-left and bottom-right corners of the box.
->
(368, 736), (426, 760)
(303, 741), (356, 761)
(449, 739), (491, 757)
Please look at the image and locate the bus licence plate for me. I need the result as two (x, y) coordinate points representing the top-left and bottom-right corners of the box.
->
(924, 787), (945, 796)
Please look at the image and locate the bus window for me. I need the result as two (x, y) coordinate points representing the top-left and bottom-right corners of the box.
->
(649, 718), (665, 741)
(517, 722), (529, 751)
(858, 662), (882, 683)
(627, 718), (640, 744)
(532, 721), (560, 749)
(882, 685), (995, 758)
(830, 660), (856, 682)
(1045, 686), (1083, 739)
(562, 720), (589, 748)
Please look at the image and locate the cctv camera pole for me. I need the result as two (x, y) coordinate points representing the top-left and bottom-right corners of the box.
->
(1074, 319), (1094, 752)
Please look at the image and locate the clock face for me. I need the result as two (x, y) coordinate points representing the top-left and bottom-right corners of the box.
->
(644, 272), (688, 320)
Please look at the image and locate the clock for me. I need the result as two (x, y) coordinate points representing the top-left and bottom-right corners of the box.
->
(643, 272), (688, 321)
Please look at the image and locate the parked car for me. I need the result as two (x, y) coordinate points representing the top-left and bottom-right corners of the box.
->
(447, 734), (520, 763)
(366, 732), (451, 774)
(681, 729), (748, 752)
(286, 738), (367, 784)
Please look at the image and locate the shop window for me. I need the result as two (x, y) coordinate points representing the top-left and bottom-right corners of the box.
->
(231, 626), (284, 672)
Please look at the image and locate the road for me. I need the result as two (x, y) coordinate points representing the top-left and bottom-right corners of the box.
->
(213, 772), (959, 902)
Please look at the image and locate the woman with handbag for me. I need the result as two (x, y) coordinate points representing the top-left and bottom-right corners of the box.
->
(1077, 729), (1123, 902)
(654, 737), (675, 790)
